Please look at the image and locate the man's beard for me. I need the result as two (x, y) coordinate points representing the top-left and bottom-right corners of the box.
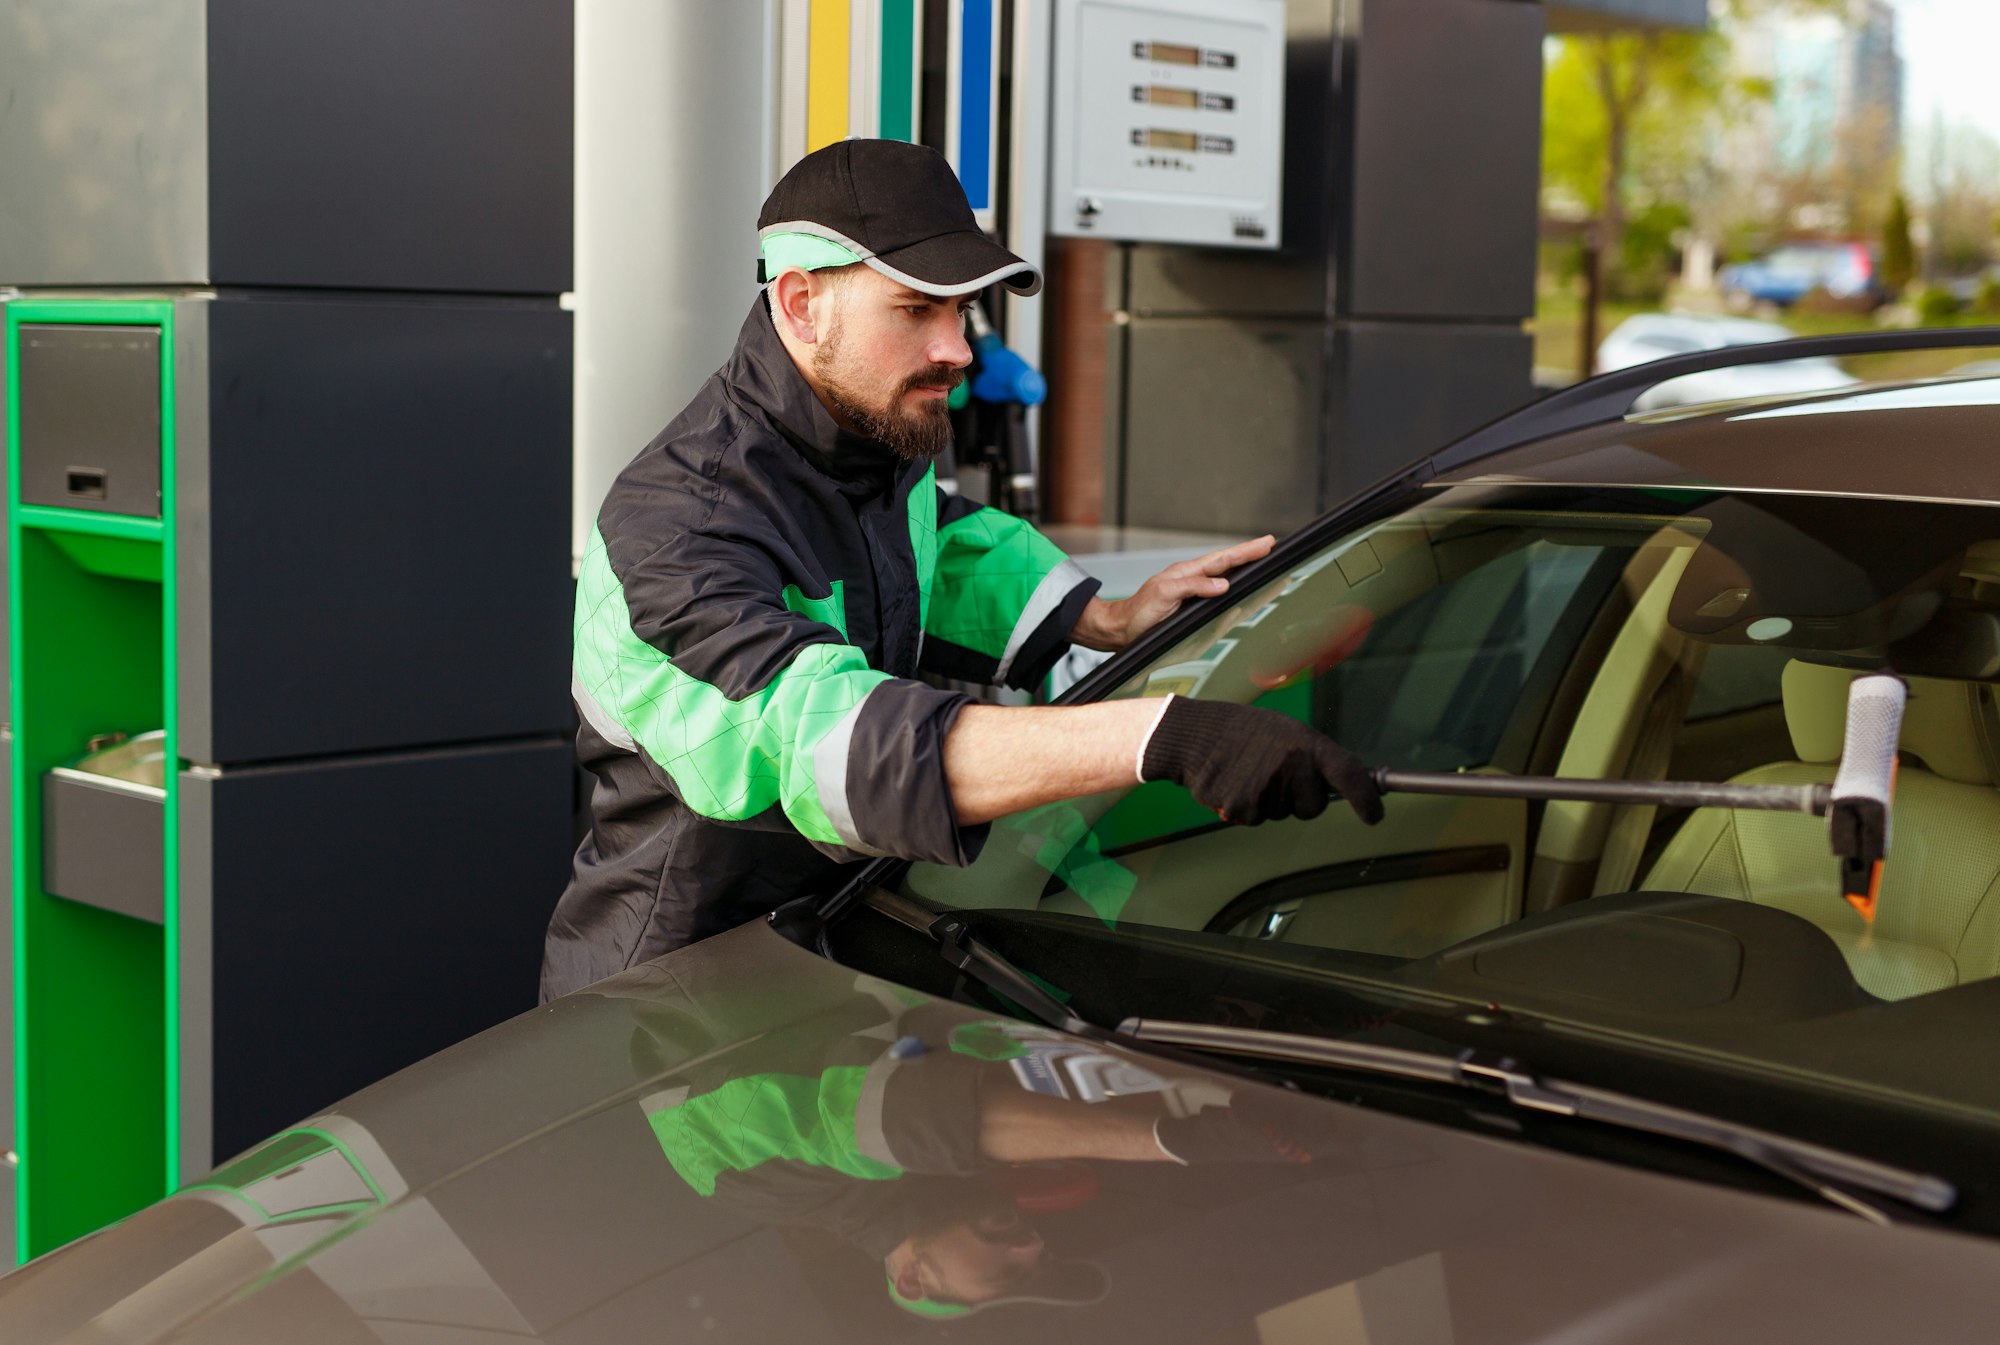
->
(814, 322), (960, 462)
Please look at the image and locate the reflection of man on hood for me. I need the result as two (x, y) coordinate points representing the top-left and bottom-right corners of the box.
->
(638, 992), (1346, 1317)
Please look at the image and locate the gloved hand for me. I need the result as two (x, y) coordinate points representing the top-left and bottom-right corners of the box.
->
(1139, 696), (1384, 826)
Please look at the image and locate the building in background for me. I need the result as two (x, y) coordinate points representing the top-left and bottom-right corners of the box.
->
(1726, 0), (1903, 234)
(1772, 0), (1900, 182)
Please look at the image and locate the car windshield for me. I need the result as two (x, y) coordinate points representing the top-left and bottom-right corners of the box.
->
(859, 482), (2000, 1212)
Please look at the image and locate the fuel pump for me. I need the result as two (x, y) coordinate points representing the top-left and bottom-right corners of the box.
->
(948, 300), (1047, 517)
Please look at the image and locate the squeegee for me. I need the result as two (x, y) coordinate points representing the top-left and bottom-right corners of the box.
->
(1369, 673), (1908, 923)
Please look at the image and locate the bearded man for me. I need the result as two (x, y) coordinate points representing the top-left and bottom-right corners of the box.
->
(543, 140), (1382, 999)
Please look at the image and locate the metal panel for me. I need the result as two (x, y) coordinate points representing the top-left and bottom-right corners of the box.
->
(15, 325), (164, 518)
(1119, 317), (1325, 536)
(0, 0), (209, 286)
(203, 738), (573, 1161)
(1126, 243), (1327, 319)
(200, 297), (573, 764)
(204, 0), (573, 293)
(173, 298), (214, 766)
(1326, 321), (1534, 504)
(1339, 0), (1543, 321)
(41, 773), (164, 924)
(176, 769), (214, 1179)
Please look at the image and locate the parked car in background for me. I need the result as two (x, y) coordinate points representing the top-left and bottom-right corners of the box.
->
(1598, 311), (1858, 409)
(11, 336), (2000, 1342)
(1718, 240), (1885, 310)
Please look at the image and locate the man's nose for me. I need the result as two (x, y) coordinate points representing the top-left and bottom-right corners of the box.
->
(932, 315), (973, 368)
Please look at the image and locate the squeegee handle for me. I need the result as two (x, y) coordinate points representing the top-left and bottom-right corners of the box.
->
(1828, 673), (1908, 916)
(1830, 674), (1906, 824)
(1371, 768), (1829, 816)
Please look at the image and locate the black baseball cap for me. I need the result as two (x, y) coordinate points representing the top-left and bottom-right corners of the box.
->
(758, 139), (1041, 298)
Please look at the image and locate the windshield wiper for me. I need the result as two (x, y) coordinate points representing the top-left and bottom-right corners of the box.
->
(862, 890), (1097, 1036)
(1117, 1018), (1956, 1226)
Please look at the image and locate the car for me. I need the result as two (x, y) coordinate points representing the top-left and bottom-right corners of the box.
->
(13, 330), (2000, 1342)
(1718, 240), (1886, 310)
(1597, 311), (1858, 409)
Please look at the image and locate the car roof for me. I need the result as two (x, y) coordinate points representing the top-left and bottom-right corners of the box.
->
(1434, 372), (2000, 506)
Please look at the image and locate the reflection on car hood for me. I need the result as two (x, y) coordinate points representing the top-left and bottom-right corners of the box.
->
(7, 923), (1999, 1343)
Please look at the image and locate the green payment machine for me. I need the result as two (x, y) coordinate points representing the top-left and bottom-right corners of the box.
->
(4, 302), (181, 1255)
(0, 1), (578, 1266)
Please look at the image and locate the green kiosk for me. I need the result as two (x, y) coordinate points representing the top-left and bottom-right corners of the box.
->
(0, 2), (577, 1262)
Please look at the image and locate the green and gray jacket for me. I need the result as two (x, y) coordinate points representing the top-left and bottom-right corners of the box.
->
(638, 1000), (1008, 1260)
(542, 300), (1096, 998)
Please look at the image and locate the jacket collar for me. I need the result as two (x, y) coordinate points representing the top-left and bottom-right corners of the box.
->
(727, 298), (912, 493)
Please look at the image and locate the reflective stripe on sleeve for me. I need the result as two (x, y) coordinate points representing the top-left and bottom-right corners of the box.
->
(572, 670), (637, 753)
(811, 690), (894, 856)
(994, 558), (1092, 686)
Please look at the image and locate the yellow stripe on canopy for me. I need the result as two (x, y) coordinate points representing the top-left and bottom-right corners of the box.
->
(807, 0), (852, 151)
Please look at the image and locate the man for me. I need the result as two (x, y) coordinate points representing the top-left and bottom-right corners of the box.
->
(542, 139), (1381, 1000)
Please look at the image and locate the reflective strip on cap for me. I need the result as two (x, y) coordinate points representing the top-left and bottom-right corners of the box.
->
(758, 219), (1041, 297)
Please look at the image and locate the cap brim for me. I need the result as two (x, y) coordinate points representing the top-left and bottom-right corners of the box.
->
(866, 230), (1042, 298)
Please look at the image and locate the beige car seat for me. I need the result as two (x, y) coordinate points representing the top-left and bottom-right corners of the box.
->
(1641, 659), (2000, 1000)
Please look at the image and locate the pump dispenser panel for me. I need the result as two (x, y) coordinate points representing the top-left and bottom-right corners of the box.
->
(1050, 0), (1286, 249)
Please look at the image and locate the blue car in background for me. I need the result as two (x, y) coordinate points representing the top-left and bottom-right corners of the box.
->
(1719, 241), (1884, 310)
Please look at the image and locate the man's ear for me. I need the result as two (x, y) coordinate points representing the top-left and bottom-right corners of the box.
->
(770, 267), (821, 345)
(889, 1259), (928, 1304)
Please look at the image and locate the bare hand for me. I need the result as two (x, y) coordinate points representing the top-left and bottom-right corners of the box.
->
(1072, 535), (1276, 652)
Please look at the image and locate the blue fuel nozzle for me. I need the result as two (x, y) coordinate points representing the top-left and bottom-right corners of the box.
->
(969, 331), (1048, 408)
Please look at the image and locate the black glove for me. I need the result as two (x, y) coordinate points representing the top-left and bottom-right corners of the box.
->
(1140, 697), (1384, 826)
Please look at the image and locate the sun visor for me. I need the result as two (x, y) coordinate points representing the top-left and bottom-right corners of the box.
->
(1665, 495), (2000, 666)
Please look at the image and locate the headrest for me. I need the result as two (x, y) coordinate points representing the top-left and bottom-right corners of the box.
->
(1782, 660), (1995, 784)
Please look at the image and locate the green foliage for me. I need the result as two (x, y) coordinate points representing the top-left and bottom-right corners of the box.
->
(1978, 276), (2000, 318)
(1880, 193), (1916, 296)
(1941, 236), (1990, 277)
(1541, 33), (1727, 213)
(1541, 31), (1731, 316)
(1612, 201), (1692, 304)
(1916, 287), (1962, 324)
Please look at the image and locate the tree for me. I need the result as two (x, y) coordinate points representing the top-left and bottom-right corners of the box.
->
(1542, 30), (1724, 296)
(1541, 0), (1866, 354)
(1881, 191), (1915, 296)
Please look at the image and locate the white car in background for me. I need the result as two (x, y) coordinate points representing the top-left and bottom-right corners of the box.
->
(1598, 311), (1858, 410)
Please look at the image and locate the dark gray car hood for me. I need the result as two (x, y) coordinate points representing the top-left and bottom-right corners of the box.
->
(6, 922), (1998, 1343)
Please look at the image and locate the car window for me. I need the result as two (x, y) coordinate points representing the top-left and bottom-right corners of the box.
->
(1766, 246), (1830, 276)
(876, 484), (2000, 1164)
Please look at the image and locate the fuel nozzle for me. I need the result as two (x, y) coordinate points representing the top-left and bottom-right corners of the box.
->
(966, 303), (1047, 408)
(1827, 673), (1907, 923)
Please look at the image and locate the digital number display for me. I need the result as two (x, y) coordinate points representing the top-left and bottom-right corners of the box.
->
(1133, 40), (1201, 66)
(1133, 84), (1200, 108)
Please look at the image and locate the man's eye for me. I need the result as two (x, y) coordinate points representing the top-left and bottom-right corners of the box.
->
(905, 306), (930, 317)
